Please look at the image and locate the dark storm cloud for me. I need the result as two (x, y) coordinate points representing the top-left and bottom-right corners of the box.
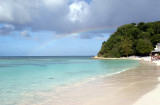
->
(0, 0), (160, 38)
(87, 0), (160, 28)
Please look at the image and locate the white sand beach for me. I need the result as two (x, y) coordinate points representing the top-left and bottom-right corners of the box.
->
(133, 84), (160, 105)
(92, 56), (160, 105)
(132, 59), (160, 105)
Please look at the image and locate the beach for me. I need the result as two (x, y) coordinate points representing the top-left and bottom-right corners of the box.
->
(0, 56), (139, 105)
(57, 62), (160, 105)
(18, 60), (160, 105)
(93, 56), (160, 65)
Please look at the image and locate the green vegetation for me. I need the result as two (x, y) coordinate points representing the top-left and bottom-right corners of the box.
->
(98, 21), (160, 57)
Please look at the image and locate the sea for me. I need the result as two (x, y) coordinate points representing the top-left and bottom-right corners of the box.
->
(0, 56), (139, 105)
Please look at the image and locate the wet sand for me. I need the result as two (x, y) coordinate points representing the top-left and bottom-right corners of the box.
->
(20, 62), (160, 105)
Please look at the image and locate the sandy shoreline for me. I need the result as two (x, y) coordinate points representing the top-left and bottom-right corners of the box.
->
(91, 62), (160, 105)
(93, 56), (160, 66)
(92, 56), (160, 105)
(20, 61), (160, 105)
(92, 56), (141, 60)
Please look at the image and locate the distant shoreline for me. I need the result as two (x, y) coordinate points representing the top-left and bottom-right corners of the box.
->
(92, 56), (141, 60)
(92, 56), (160, 66)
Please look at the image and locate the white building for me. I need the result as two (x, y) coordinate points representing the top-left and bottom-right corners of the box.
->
(152, 43), (160, 55)
(154, 43), (160, 51)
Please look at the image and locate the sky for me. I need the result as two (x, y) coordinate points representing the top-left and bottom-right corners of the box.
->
(0, 0), (160, 56)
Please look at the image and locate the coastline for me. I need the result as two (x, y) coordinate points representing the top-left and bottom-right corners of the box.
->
(92, 57), (160, 105)
(90, 62), (160, 105)
(20, 60), (160, 105)
(93, 56), (160, 66)
(92, 56), (142, 60)
(92, 56), (160, 105)
(132, 62), (160, 105)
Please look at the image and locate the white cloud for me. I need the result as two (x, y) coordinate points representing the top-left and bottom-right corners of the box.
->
(68, 1), (89, 23)
(0, 0), (40, 24)
(0, 2), (14, 22)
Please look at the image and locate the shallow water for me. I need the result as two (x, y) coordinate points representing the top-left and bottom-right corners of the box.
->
(26, 63), (160, 105)
(0, 56), (139, 105)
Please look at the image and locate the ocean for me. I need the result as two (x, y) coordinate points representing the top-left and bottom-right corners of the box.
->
(0, 56), (139, 105)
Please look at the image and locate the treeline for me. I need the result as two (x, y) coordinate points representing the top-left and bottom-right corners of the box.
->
(98, 21), (160, 57)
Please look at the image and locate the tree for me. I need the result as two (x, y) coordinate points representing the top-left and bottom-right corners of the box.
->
(136, 39), (153, 56)
(121, 36), (133, 57)
(128, 27), (141, 39)
(98, 21), (159, 58)
(147, 28), (154, 36)
(154, 22), (160, 34)
(131, 23), (136, 25)
(137, 22), (145, 31)
(138, 32), (150, 39)
(151, 34), (160, 47)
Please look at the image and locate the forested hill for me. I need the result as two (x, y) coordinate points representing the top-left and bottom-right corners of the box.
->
(98, 21), (160, 58)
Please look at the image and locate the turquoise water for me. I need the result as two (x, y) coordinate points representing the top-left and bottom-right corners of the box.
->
(0, 56), (139, 105)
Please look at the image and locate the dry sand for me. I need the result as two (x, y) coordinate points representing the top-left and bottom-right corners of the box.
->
(133, 84), (160, 105)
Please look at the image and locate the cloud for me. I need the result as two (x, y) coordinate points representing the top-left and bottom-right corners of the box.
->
(0, 0), (160, 39)
(20, 30), (30, 38)
(0, 24), (15, 35)
(0, 0), (40, 24)
(43, 0), (65, 10)
(79, 33), (105, 39)
(87, 0), (160, 27)
(68, 1), (89, 23)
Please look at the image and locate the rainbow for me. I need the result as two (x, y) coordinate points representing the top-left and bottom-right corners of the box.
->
(27, 26), (117, 55)
(27, 40), (56, 56)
